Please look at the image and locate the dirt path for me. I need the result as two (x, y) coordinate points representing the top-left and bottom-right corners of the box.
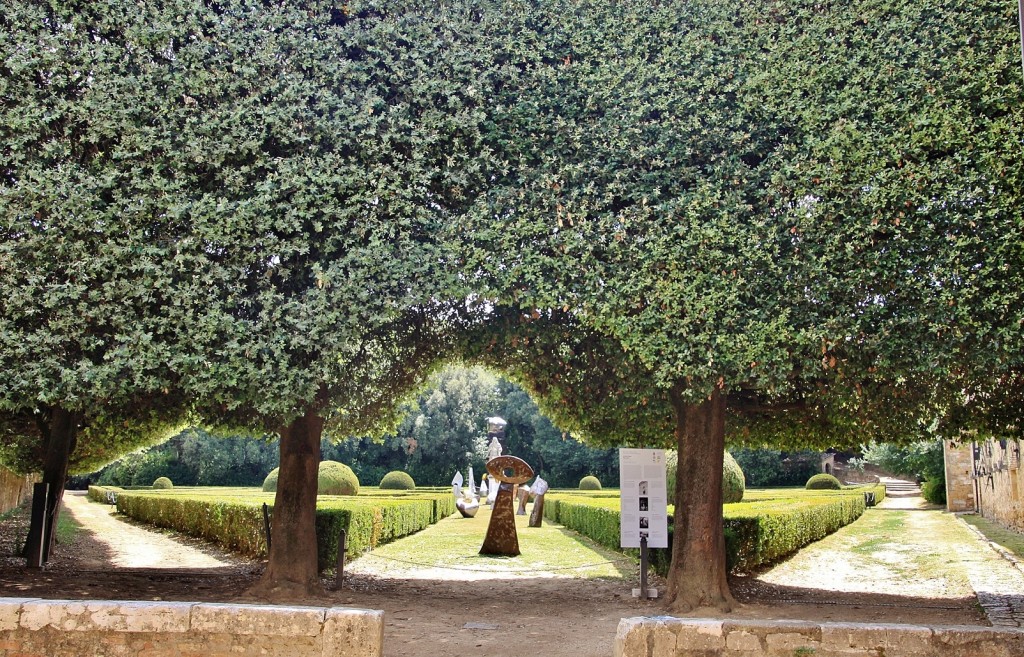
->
(1, 485), (1017, 657)
(61, 492), (246, 570)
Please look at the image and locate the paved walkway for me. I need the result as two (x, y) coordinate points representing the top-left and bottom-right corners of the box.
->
(954, 517), (1024, 628)
(880, 479), (1024, 628)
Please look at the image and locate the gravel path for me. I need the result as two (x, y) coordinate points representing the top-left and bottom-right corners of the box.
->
(61, 491), (247, 570)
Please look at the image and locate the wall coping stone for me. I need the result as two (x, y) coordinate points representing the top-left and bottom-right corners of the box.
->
(616, 616), (1024, 657)
(0, 597), (384, 657)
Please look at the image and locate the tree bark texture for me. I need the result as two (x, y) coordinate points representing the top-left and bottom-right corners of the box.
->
(24, 407), (79, 565)
(251, 408), (325, 599)
(665, 386), (735, 612)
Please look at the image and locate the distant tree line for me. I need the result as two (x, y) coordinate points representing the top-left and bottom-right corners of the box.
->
(90, 366), (618, 489)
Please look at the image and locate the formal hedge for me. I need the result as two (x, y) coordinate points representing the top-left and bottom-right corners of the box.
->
(87, 485), (454, 570)
(544, 485), (886, 574)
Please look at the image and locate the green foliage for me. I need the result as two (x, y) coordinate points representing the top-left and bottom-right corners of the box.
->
(96, 429), (280, 488)
(322, 365), (619, 487)
(95, 486), (454, 569)
(805, 474), (843, 490)
(317, 461), (359, 496)
(579, 475), (602, 490)
(262, 461), (359, 495)
(152, 477), (173, 490)
(722, 453), (745, 503)
(921, 479), (947, 505)
(545, 487), (882, 574)
(666, 451), (745, 503)
(730, 449), (823, 487)
(379, 471), (416, 490)
(863, 440), (945, 482)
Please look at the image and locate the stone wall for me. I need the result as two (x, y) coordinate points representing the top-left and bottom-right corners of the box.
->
(0, 467), (35, 515)
(944, 438), (1024, 533)
(615, 617), (1024, 657)
(944, 440), (977, 513)
(0, 598), (384, 657)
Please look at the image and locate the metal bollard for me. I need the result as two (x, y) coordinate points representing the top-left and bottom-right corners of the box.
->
(335, 529), (348, 590)
(640, 535), (649, 600)
(262, 503), (272, 552)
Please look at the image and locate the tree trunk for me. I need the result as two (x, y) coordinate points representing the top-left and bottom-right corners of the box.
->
(249, 407), (325, 600)
(24, 407), (79, 565)
(665, 385), (735, 612)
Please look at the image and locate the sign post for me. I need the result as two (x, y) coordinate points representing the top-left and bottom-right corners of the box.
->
(619, 449), (668, 599)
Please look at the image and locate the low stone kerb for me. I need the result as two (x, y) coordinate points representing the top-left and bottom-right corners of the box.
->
(616, 617), (1024, 657)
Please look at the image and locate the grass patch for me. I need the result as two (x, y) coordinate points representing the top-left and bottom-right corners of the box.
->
(961, 514), (1024, 560)
(349, 505), (634, 580)
(55, 510), (81, 545)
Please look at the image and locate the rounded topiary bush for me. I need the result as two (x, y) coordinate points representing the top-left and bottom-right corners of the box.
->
(805, 473), (842, 490)
(318, 461), (360, 495)
(379, 470), (416, 490)
(722, 452), (745, 503)
(262, 468), (279, 492)
(579, 475), (602, 490)
(152, 476), (173, 489)
(666, 450), (746, 503)
(262, 461), (360, 496)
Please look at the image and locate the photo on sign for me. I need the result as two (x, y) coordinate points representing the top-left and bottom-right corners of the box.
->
(639, 516), (649, 529)
(638, 480), (648, 496)
(639, 531), (649, 541)
(639, 497), (649, 511)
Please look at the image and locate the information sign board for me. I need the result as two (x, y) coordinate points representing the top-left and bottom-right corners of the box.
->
(619, 448), (669, 549)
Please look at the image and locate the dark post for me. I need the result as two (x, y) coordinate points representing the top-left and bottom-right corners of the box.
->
(262, 502), (272, 553)
(335, 529), (347, 590)
(26, 483), (49, 569)
(639, 535), (649, 600)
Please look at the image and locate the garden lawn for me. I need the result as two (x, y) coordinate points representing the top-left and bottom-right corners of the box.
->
(346, 503), (634, 580)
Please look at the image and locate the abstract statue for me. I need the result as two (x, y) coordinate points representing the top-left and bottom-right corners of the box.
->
(480, 455), (534, 556)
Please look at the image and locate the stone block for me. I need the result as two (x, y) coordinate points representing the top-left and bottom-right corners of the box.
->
(933, 625), (1024, 656)
(191, 603), (326, 638)
(884, 625), (933, 653)
(19, 600), (193, 633)
(725, 630), (762, 652)
(820, 623), (891, 652)
(675, 618), (726, 652)
(765, 632), (820, 655)
(0, 598), (38, 632)
(322, 607), (384, 657)
(650, 620), (681, 657)
(615, 617), (652, 657)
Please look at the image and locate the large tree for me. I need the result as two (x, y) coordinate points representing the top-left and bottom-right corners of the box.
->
(118, 0), (524, 598)
(1, 0), (196, 561)
(458, 0), (1024, 611)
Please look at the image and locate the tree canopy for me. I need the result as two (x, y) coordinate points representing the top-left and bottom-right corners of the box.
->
(2, 0), (1021, 607)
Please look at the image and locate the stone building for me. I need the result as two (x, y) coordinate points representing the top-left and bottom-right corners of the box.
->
(945, 438), (1024, 532)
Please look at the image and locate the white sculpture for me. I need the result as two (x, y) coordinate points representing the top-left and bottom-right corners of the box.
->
(451, 471), (464, 499)
(487, 436), (503, 461)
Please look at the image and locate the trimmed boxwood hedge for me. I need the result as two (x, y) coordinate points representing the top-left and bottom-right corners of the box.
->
(806, 473), (843, 490)
(544, 485), (886, 575)
(88, 485), (455, 570)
